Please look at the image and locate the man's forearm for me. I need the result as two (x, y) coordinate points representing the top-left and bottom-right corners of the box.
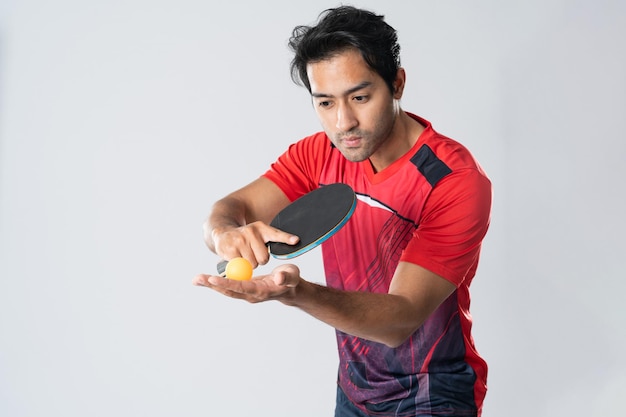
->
(282, 279), (424, 348)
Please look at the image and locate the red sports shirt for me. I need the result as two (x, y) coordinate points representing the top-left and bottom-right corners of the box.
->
(264, 114), (491, 416)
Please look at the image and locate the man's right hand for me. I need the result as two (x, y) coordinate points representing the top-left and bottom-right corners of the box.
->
(202, 177), (299, 268)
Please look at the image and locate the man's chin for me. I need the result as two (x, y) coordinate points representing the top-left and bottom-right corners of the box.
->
(340, 151), (369, 163)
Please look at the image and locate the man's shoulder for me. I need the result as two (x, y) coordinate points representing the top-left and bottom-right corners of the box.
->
(419, 128), (486, 176)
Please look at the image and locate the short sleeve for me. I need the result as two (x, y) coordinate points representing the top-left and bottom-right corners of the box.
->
(400, 168), (492, 286)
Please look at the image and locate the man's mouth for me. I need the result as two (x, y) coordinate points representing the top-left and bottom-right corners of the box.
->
(341, 136), (362, 147)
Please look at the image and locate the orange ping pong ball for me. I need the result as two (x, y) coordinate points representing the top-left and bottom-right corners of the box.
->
(225, 257), (253, 281)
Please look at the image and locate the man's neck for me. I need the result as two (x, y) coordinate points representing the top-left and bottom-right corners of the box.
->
(368, 110), (425, 173)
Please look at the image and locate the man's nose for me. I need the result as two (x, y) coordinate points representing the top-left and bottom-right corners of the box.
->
(336, 103), (358, 132)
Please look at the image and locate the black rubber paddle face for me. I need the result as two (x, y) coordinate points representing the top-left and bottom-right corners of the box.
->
(268, 183), (356, 259)
(216, 183), (356, 275)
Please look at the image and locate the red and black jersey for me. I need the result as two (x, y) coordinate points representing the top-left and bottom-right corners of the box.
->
(263, 114), (491, 416)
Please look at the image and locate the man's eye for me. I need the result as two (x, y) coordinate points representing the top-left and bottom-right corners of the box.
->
(354, 95), (368, 102)
(319, 101), (331, 107)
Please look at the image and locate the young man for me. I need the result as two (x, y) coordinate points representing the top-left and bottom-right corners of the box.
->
(193, 6), (492, 417)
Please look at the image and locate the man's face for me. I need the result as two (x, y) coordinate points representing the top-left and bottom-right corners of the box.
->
(307, 49), (400, 164)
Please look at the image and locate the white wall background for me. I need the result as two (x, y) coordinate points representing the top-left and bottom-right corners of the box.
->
(1, 1), (624, 416)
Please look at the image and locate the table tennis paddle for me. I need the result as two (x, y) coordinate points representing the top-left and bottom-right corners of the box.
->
(216, 183), (356, 276)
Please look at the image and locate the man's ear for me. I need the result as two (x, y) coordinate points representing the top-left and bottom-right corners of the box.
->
(393, 68), (406, 99)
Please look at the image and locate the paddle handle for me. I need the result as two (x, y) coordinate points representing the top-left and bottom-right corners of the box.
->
(216, 260), (228, 276)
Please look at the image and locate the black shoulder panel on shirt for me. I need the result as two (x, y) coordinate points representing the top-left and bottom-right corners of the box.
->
(410, 144), (453, 187)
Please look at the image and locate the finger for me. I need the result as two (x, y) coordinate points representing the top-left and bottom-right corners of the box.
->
(208, 275), (253, 295)
(192, 274), (211, 287)
(234, 241), (267, 268)
(236, 248), (260, 268)
(201, 275), (254, 301)
(193, 273), (239, 292)
(251, 243), (270, 266)
(193, 274), (239, 294)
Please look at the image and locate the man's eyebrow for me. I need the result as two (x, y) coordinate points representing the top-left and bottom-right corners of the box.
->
(311, 81), (372, 98)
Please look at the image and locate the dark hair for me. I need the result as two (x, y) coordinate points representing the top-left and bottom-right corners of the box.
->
(288, 6), (401, 94)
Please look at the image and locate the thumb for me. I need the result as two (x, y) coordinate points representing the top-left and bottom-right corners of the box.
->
(272, 264), (301, 287)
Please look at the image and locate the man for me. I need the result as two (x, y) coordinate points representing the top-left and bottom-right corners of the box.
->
(193, 6), (492, 417)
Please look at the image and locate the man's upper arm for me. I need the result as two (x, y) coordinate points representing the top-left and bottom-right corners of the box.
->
(388, 262), (457, 332)
(401, 169), (492, 286)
